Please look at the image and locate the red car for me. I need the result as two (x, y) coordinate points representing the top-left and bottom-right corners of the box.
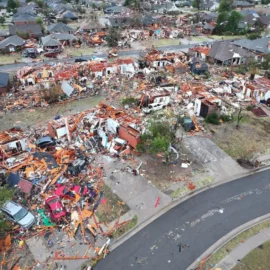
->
(55, 185), (88, 200)
(45, 196), (66, 222)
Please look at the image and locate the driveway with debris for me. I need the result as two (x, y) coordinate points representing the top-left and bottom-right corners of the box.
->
(97, 155), (172, 223)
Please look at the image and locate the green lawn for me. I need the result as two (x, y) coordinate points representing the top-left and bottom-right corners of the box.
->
(191, 36), (210, 42)
(203, 220), (270, 269)
(152, 39), (180, 47)
(0, 54), (22, 65)
(232, 240), (270, 270)
(210, 35), (245, 40)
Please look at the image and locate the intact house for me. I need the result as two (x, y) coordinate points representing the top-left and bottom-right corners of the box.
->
(0, 30), (8, 41)
(9, 23), (43, 39)
(0, 72), (9, 93)
(12, 12), (37, 25)
(0, 128), (29, 160)
(0, 35), (25, 53)
(208, 40), (255, 65)
(47, 22), (74, 34)
(232, 37), (270, 61)
(42, 33), (78, 48)
(41, 36), (62, 51)
(234, 0), (255, 9)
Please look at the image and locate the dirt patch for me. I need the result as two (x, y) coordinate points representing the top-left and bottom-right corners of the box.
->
(139, 143), (203, 192)
(0, 95), (104, 131)
(96, 184), (129, 223)
(210, 113), (270, 160)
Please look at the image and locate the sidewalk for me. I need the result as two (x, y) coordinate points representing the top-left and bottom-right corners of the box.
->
(215, 227), (270, 270)
(97, 155), (172, 223)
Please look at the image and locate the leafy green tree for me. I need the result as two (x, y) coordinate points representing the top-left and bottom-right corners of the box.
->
(35, 0), (44, 8)
(124, 0), (140, 9)
(192, 0), (201, 9)
(106, 27), (121, 47)
(35, 17), (43, 25)
(247, 32), (261, 40)
(7, 0), (19, 11)
(226, 11), (243, 34)
(260, 54), (270, 70)
(214, 12), (229, 34)
(0, 16), (5, 25)
(91, 2), (97, 10)
(137, 120), (174, 154)
(0, 185), (15, 233)
(218, 0), (233, 13)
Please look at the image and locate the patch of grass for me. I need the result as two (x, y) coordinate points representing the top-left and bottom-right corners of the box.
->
(64, 47), (95, 57)
(191, 36), (210, 42)
(112, 215), (138, 239)
(232, 240), (270, 270)
(152, 39), (180, 47)
(203, 220), (270, 269)
(0, 54), (22, 65)
(95, 184), (129, 223)
(171, 176), (214, 198)
(210, 35), (245, 40)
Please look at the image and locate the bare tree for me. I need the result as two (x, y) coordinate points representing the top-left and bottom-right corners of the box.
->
(236, 108), (243, 129)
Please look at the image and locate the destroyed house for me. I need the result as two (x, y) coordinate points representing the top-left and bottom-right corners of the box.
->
(194, 95), (221, 118)
(0, 128), (28, 160)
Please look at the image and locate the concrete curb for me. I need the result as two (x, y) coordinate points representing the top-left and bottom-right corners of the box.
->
(187, 213), (270, 270)
(110, 165), (270, 251)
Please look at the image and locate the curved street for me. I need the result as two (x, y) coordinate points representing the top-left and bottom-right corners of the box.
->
(95, 169), (270, 270)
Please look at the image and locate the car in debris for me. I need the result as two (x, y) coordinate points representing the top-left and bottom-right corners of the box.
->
(35, 136), (56, 149)
(143, 103), (167, 114)
(67, 158), (88, 176)
(266, 98), (270, 107)
(181, 116), (195, 132)
(1, 201), (36, 229)
(45, 196), (66, 222)
(55, 185), (89, 200)
(75, 58), (88, 63)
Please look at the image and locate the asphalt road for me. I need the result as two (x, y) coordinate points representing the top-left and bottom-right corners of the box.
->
(0, 42), (215, 72)
(95, 169), (270, 270)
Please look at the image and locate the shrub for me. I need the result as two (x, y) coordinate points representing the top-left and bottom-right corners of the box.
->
(121, 97), (137, 105)
(246, 105), (254, 111)
(205, 112), (220, 125)
(247, 33), (261, 40)
(220, 114), (231, 122)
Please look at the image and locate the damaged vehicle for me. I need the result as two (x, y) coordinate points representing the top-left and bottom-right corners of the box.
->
(45, 196), (66, 222)
(1, 201), (36, 229)
(67, 158), (88, 176)
(35, 136), (56, 149)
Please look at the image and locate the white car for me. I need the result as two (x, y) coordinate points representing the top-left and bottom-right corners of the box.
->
(1, 201), (36, 229)
(143, 103), (167, 114)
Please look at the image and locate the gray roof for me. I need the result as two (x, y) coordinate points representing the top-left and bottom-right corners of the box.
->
(50, 33), (77, 41)
(234, 0), (254, 6)
(12, 12), (37, 22)
(259, 16), (270, 25)
(233, 37), (270, 53)
(0, 30), (8, 37)
(41, 36), (61, 46)
(209, 40), (254, 61)
(203, 22), (214, 30)
(0, 35), (25, 49)
(47, 22), (74, 33)
(9, 24), (42, 36)
(0, 72), (9, 88)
